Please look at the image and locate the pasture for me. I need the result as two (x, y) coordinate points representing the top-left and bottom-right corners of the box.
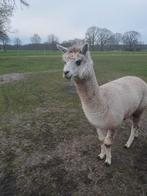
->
(0, 50), (147, 195)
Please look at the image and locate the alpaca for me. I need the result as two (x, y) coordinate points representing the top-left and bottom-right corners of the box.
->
(57, 43), (147, 165)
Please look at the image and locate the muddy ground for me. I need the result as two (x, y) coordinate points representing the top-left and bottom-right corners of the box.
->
(0, 73), (27, 84)
(0, 78), (147, 196)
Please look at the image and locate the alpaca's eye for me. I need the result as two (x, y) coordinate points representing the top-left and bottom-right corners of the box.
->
(76, 59), (82, 66)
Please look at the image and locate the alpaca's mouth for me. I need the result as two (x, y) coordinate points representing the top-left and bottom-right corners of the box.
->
(63, 73), (72, 80)
(65, 75), (72, 80)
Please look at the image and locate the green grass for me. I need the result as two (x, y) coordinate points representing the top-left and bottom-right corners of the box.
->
(0, 50), (147, 114)
(0, 56), (62, 74)
(0, 50), (61, 57)
(0, 50), (147, 75)
(0, 72), (79, 114)
(0, 50), (147, 195)
(93, 55), (147, 79)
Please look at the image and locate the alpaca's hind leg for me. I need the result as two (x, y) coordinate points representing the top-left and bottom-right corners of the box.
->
(134, 128), (139, 138)
(132, 113), (142, 138)
(125, 121), (135, 148)
(96, 129), (106, 160)
(125, 112), (142, 148)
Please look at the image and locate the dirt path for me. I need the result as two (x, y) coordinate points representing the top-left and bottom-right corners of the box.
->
(0, 69), (61, 84)
(0, 73), (27, 84)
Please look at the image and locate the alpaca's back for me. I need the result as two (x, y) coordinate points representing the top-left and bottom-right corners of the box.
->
(100, 76), (147, 120)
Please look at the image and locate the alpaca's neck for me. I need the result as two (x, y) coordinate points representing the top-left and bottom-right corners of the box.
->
(74, 69), (105, 114)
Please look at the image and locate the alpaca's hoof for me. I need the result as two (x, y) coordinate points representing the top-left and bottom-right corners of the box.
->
(124, 144), (130, 149)
(104, 160), (111, 166)
(134, 129), (139, 138)
(134, 133), (139, 138)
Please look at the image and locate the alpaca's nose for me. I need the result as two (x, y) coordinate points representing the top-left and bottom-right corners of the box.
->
(64, 71), (69, 76)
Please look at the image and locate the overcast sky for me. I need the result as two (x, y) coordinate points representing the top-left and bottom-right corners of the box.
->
(10, 0), (147, 44)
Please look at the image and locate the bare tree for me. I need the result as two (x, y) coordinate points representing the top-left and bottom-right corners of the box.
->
(47, 34), (58, 44)
(0, 0), (29, 30)
(19, 0), (29, 6)
(14, 37), (22, 49)
(0, 32), (10, 51)
(31, 34), (41, 44)
(0, 31), (7, 40)
(2, 0), (29, 7)
(0, 1), (13, 34)
(122, 31), (140, 51)
(0, 0), (28, 46)
(97, 28), (113, 50)
(85, 26), (98, 49)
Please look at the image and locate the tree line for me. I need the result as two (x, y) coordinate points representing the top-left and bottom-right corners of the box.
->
(1, 28), (145, 51)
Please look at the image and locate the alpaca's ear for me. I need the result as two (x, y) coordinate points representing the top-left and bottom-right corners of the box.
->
(56, 44), (68, 53)
(81, 43), (89, 55)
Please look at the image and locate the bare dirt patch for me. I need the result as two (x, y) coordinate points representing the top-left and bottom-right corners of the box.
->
(0, 73), (28, 84)
(0, 106), (147, 196)
(0, 70), (61, 85)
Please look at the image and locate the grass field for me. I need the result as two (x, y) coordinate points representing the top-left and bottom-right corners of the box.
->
(0, 50), (147, 195)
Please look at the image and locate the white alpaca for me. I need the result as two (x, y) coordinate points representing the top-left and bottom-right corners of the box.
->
(57, 43), (147, 165)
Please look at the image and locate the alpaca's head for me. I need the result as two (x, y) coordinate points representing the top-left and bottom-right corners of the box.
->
(57, 44), (93, 80)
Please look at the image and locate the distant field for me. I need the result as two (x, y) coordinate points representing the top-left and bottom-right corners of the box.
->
(0, 49), (147, 57)
(0, 50), (147, 76)
(0, 50), (147, 195)
(0, 50), (61, 57)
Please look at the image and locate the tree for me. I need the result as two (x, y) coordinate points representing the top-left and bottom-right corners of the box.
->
(97, 28), (113, 50)
(0, 32), (10, 51)
(122, 31), (140, 51)
(19, 0), (29, 6)
(14, 37), (22, 49)
(85, 26), (98, 49)
(0, 0), (28, 32)
(0, 0), (28, 47)
(2, 0), (29, 7)
(47, 34), (58, 44)
(31, 34), (41, 44)
(0, 1), (13, 35)
(0, 31), (7, 41)
(85, 27), (113, 50)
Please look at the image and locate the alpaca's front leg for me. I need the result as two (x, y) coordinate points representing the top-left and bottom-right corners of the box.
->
(98, 143), (106, 160)
(104, 146), (112, 166)
(96, 129), (106, 160)
(104, 130), (115, 165)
